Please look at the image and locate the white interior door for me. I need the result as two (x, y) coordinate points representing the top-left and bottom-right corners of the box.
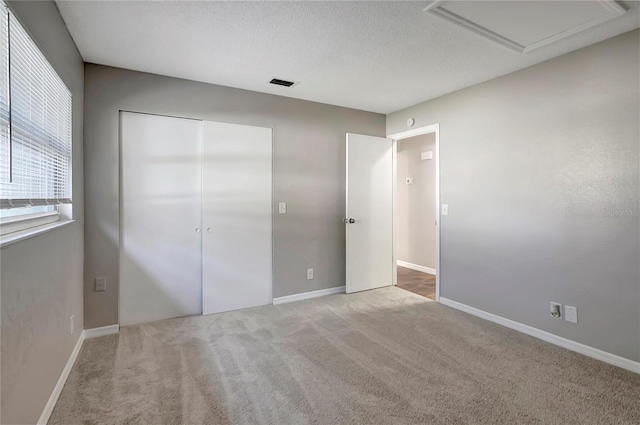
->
(120, 112), (203, 326)
(202, 121), (272, 315)
(346, 133), (394, 293)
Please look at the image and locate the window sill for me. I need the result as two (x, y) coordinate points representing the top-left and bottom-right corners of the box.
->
(0, 219), (75, 248)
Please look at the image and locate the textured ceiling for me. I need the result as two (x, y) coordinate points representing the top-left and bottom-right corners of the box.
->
(55, 1), (640, 114)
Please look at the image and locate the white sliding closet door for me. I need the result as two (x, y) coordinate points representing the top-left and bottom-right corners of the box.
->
(120, 112), (203, 326)
(202, 122), (272, 315)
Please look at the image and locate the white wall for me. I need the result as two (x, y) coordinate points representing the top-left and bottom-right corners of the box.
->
(396, 133), (437, 269)
(0, 1), (84, 424)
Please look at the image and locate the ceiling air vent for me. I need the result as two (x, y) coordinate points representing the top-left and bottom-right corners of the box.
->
(269, 78), (298, 88)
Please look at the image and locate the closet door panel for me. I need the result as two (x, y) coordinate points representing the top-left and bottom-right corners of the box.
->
(202, 121), (272, 315)
(120, 112), (203, 326)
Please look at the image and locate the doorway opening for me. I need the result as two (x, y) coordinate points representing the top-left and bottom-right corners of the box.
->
(389, 124), (440, 301)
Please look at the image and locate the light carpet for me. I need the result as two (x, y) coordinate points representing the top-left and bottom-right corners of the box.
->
(49, 287), (640, 425)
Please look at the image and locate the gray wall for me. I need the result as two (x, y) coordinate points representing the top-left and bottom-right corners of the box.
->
(388, 30), (640, 362)
(0, 1), (84, 424)
(396, 134), (437, 269)
(83, 64), (385, 329)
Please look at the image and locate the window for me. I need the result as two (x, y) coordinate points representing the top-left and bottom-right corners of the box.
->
(0, 2), (72, 236)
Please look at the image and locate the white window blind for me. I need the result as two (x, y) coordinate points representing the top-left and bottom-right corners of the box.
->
(0, 3), (9, 187)
(0, 3), (72, 211)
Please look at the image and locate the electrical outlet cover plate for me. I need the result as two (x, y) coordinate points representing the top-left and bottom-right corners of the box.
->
(565, 305), (577, 323)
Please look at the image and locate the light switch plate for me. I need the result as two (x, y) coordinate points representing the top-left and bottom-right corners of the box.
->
(442, 204), (449, 215)
(278, 202), (287, 214)
(421, 151), (433, 160)
(95, 277), (107, 292)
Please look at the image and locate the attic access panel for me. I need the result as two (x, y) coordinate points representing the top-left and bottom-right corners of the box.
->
(424, 1), (628, 53)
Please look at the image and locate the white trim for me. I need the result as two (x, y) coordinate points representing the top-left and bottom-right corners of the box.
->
(397, 260), (436, 276)
(37, 333), (84, 425)
(423, 1), (627, 53)
(388, 123), (440, 141)
(84, 324), (120, 339)
(37, 324), (120, 424)
(422, 0), (446, 13)
(273, 286), (345, 305)
(434, 125), (440, 301)
(118, 112), (124, 327)
(0, 211), (60, 236)
(439, 297), (640, 374)
(392, 140), (398, 287)
(523, 0), (627, 53)
(0, 219), (74, 248)
(388, 123), (440, 301)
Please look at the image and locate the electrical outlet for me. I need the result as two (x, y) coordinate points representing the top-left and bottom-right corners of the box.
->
(550, 302), (562, 318)
(565, 305), (578, 323)
(95, 277), (107, 292)
(70, 315), (74, 335)
(307, 268), (314, 280)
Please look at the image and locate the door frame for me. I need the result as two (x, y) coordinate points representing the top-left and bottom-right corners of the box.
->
(387, 123), (440, 301)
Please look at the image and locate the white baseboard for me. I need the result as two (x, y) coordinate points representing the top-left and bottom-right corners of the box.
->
(397, 260), (436, 275)
(439, 297), (640, 375)
(273, 286), (346, 305)
(38, 324), (120, 424)
(37, 332), (84, 425)
(84, 324), (120, 339)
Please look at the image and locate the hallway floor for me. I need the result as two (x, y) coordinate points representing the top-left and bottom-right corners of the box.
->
(396, 266), (436, 300)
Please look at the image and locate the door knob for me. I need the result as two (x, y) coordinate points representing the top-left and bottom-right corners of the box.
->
(343, 218), (356, 224)
(207, 228), (212, 233)
(195, 228), (201, 233)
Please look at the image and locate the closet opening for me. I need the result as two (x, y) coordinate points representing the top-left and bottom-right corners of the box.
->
(119, 111), (273, 326)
